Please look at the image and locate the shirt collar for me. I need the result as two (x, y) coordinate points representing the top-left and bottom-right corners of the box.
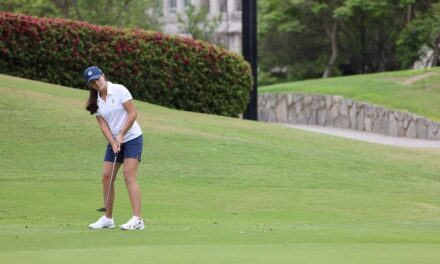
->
(107, 81), (114, 95)
(97, 81), (113, 102)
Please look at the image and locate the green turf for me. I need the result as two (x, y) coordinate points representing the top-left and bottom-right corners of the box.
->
(1, 74), (440, 263)
(260, 67), (440, 122)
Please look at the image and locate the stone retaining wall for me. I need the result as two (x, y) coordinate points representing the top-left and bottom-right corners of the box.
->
(258, 93), (440, 140)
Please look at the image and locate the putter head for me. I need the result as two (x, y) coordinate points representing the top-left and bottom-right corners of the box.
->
(96, 207), (107, 212)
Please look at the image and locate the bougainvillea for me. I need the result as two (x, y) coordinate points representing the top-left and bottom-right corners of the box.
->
(0, 12), (252, 117)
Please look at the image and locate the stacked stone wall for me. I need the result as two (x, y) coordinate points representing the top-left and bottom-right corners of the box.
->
(258, 93), (440, 140)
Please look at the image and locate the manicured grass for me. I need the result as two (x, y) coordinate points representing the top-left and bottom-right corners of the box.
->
(260, 68), (440, 122)
(1, 74), (440, 263)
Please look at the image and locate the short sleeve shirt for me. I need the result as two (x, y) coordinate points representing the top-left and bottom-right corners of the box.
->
(95, 81), (142, 143)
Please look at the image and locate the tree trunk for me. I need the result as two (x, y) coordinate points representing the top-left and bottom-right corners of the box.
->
(105, 0), (113, 15)
(51, 0), (71, 19)
(323, 22), (338, 78)
(110, 0), (132, 24)
(72, 0), (83, 21)
(430, 41), (440, 67)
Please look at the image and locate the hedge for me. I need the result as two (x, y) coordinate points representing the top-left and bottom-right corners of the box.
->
(0, 12), (252, 117)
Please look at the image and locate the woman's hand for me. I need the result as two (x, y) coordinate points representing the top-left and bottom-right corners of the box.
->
(116, 133), (124, 146)
(111, 140), (120, 154)
(111, 133), (124, 153)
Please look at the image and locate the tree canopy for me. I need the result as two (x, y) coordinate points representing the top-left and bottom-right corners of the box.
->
(258, 0), (440, 84)
(0, 0), (161, 30)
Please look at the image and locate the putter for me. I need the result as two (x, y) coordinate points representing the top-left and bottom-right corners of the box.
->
(97, 154), (118, 212)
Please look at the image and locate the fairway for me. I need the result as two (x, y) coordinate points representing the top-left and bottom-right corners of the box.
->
(1, 74), (440, 263)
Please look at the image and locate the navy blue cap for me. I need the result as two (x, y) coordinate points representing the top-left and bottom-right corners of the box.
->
(84, 66), (102, 85)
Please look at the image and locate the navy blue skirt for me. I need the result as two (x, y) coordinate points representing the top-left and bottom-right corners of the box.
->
(104, 135), (143, 163)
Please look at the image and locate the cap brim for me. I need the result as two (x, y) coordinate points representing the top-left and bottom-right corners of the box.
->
(86, 74), (102, 85)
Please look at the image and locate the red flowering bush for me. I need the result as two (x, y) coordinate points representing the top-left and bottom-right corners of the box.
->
(0, 12), (252, 117)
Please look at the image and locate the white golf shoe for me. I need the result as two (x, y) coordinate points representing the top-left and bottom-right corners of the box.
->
(119, 216), (145, 230)
(89, 216), (115, 229)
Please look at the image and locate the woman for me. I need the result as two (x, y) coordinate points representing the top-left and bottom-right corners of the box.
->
(84, 66), (144, 230)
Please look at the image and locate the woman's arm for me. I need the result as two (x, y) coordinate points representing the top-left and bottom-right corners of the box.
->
(115, 99), (138, 144)
(96, 116), (120, 153)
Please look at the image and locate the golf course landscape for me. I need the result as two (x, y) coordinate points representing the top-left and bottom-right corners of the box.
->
(1, 71), (440, 263)
(260, 67), (440, 122)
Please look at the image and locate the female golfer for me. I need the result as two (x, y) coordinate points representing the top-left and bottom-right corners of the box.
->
(84, 66), (144, 230)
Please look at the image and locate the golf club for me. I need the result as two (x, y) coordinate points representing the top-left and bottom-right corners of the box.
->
(97, 154), (117, 212)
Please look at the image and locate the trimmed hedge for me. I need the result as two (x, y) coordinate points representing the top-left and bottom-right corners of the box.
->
(0, 12), (252, 117)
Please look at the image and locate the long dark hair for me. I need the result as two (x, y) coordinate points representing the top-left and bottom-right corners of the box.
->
(86, 88), (98, 115)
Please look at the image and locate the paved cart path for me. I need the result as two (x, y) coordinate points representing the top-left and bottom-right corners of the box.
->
(282, 123), (440, 149)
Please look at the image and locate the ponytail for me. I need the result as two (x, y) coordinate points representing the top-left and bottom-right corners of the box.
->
(86, 89), (98, 115)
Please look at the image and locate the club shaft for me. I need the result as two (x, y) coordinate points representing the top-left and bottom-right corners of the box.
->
(103, 155), (117, 210)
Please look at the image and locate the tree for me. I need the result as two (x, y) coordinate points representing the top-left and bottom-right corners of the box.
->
(260, 0), (350, 78)
(50, 0), (71, 19)
(0, 0), (59, 17)
(307, 1), (350, 78)
(75, 0), (161, 30)
(0, 0), (162, 30)
(177, 3), (222, 45)
(258, 0), (326, 83)
(259, 0), (348, 79)
(258, 0), (439, 83)
(398, 1), (440, 68)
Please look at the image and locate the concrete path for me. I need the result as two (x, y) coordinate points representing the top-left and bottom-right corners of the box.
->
(281, 123), (440, 149)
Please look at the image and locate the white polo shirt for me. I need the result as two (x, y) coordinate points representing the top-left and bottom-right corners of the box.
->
(95, 81), (142, 143)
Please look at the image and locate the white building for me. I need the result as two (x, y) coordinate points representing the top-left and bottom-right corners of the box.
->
(161, 0), (242, 53)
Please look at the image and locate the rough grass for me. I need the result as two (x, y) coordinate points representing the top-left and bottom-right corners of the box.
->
(1, 74), (440, 263)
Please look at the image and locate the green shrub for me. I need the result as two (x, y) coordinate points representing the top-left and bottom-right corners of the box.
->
(0, 12), (252, 116)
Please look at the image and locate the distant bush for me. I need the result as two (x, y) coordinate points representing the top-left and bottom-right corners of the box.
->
(0, 12), (252, 117)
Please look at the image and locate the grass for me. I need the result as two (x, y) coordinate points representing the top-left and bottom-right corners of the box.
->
(260, 67), (440, 122)
(1, 73), (440, 263)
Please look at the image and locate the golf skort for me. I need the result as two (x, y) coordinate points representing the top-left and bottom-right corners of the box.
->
(104, 135), (143, 163)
